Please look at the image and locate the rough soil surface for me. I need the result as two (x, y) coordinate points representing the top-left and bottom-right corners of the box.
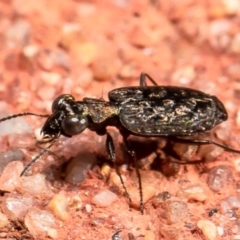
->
(1, 1), (240, 240)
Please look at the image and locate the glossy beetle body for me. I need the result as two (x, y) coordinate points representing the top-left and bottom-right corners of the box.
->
(42, 83), (228, 141)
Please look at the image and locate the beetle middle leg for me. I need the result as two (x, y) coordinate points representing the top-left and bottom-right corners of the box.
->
(171, 136), (240, 154)
(105, 132), (132, 207)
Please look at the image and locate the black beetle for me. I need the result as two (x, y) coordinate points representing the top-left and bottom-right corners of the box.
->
(0, 72), (239, 213)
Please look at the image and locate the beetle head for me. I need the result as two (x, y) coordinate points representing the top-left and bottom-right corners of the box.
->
(41, 94), (88, 139)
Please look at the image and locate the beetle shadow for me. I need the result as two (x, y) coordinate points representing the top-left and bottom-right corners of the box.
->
(122, 136), (206, 177)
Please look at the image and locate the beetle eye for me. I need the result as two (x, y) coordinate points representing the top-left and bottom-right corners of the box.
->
(52, 94), (75, 112)
(61, 115), (88, 136)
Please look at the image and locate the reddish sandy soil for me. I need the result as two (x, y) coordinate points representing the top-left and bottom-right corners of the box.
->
(1, 1), (240, 240)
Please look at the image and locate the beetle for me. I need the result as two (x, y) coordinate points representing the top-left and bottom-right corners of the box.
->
(0, 72), (240, 213)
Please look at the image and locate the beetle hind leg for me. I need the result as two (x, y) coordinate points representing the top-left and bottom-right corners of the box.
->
(171, 136), (240, 154)
(140, 72), (159, 87)
(122, 135), (144, 214)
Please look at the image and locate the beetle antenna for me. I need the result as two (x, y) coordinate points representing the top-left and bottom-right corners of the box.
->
(0, 113), (49, 122)
(20, 137), (58, 177)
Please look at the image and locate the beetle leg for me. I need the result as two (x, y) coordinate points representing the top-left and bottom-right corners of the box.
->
(122, 135), (144, 214)
(171, 137), (240, 154)
(105, 132), (132, 206)
(140, 72), (158, 86)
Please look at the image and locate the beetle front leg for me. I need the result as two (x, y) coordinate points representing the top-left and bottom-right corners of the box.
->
(121, 135), (144, 214)
(105, 132), (132, 206)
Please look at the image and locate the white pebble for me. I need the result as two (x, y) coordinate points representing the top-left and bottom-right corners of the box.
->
(2, 194), (33, 219)
(217, 226), (224, 236)
(0, 161), (23, 192)
(85, 204), (92, 213)
(92, 189), (117, 207)
(24, 208), (56, 237)
(20, 174), (52, 196)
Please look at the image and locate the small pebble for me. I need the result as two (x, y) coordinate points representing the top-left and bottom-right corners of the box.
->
(220, 201), (235, 217)
(47, 192), (69, 221)
(128, 22), (161, 47)
(22, 44), (39, 58)
(72, 42), (97, 66)
(68, 195), (82, 211)
(144, 230), (155, 240)
(207, 165), (233, 192)
(171, 66), (196, 86)
(47, 228), (58, 239)
(128, 233), (135, 240)
(129, 186), (155, 210)
(217, 226), (224, 236)
(231, 33), (240, 54)
(172, 143), (198, 161)
(20, 174), (52, 196)
(0, 113), (32, 136)
(109, 171), (126, 189)
(85, 204), (92, 213)
(5, 19), (31, 47)
(0, 148), (24, 172)
(198, 145), (224, 162)
(152, 192), (171, 208)
(221, 196), (240, 214)
(222, 0), (240, 15)
(24, 208), (56, 237)
(159, 225), (183, 240)
(197, 220), (217, 240)
(0, 212), (10, 229)
(100, 163), (111, 180)
(227, 63), (240, 80)
(91, 56), (121, 81)
(40, 71), (62, 86)
(233, 158), (240, 172)
(61, 131), (96, 156)
(65, 151), (97, 184)
(159, 159), (180, 177)
(37, 49), (70, 71)
(1, 194), (34, 219)
(177, 184), (208, 202)
(37, 85), (57, 101)
(160, 201), (188, 224)
(0, 161), (23, 192)
(91, 218), (105, 226)
(91, 189), (118, 207)
(7, 133), (35, 148)
(208, 19), (231, 51)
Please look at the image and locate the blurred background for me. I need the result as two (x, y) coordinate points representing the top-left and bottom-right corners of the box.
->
(0, 0), (240, 119)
